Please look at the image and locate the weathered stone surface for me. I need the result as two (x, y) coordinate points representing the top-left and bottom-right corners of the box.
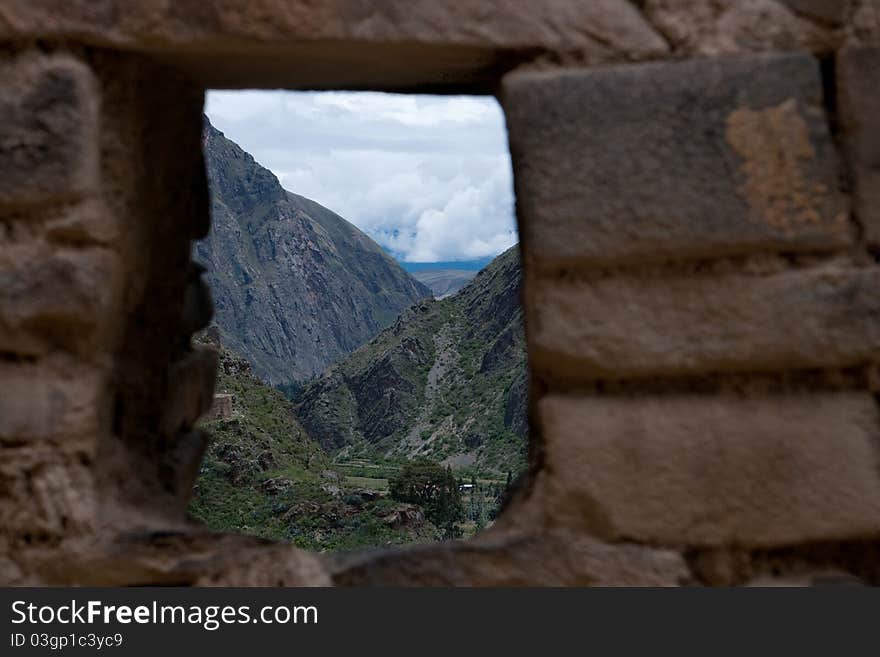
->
(850, 0), (880, 45)
(192, 540), (331, 586)
(338, 0), (667, 55)
(0, 53), (98, 209)
(505, 53), (850, 269)
(837, 45), (880, 248)
(4, 4), (880, 589)
(779, 0), (849, 25)
(161, 347), (219, 435)
(537, 393), (880, 547)
(530, 264), (880, 381)
(0, 0), (667, 52)
(44, 199), (119, 247)
(332, 528), (688, 586)
(9, 531), (332, 586)
(0, 245), (117, 356)
(0, 1), (666, 89)
(0, 361), (105, 445)
(166, 430), (210, 506)
(0, 445), (96, 540)
(643, 0), (841, 55)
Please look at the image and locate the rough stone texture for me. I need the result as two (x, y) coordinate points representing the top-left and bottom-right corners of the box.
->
(0, 360), (105, 446)
(0, 1), (667, 90)
(0, 49), (330, 586)
(332, 528), (689, 586)
(530, 264), (880, 382)
(0, 52), (99, 209)
(0, 244), (118, 357)
(643, 0), (843, 55)
(2, 4), (880, 587)
(85, 52), (214, 529)
(536, 393), (880, 547)
(0, 444), (97, 544)
(504, 53), (850, 270)
(779, 0), (850, 25)
(850, 0), (880, 45)
(837, 45), (880, 248)
(160, 346), (218, 436)
(8, 531), (331, 587)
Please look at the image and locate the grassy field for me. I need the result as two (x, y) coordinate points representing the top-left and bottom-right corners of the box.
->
(332, 460), (401, 480)
(343, 475), (389, 492)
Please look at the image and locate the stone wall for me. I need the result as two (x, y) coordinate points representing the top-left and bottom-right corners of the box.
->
(1, 0), (880, 586)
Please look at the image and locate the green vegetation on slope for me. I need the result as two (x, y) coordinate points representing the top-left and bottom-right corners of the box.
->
(295, 246), (528, 477)
(189, 341), (446, 551)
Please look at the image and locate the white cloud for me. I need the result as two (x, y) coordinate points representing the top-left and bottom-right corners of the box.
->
(205, 90), (516, 262)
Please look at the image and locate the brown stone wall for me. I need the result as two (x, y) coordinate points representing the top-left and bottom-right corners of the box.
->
(1, 0), (879, 586)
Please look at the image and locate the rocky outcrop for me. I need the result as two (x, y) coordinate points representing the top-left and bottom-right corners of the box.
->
(196, 119), (430, 384)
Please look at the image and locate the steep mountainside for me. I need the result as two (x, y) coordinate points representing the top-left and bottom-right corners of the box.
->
(196, 119), (430, 384)
(295, 246), (527, 475)
(189, 337), (444, 550)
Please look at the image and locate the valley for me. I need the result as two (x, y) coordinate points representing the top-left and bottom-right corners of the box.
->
(411, 269), (477, 298)
(191, 339), (511, 548)
(296, 245), (526, 477)
(191, 122), (526, 549)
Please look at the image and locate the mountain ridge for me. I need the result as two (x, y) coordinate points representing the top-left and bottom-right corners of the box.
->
(295, 245), (527, 475)
(196, 118), (431, 384)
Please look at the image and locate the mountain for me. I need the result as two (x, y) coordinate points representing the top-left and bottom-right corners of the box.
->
(412, 269), (477, 298)
(399, 258), (493, 273)
(196, 119), (431, 385)
(294, 246), (527, 475)
(190, 336), (447, 550)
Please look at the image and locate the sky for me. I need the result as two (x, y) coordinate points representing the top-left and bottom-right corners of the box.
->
(205, 90), (517, 263)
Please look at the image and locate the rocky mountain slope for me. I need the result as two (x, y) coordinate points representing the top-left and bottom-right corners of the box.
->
(189, 337), (444, 550)
(196, 119), (430, 384)
(295, 246), (527, 475)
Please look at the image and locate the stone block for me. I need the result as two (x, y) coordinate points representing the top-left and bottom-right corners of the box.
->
(504, 53), (850, 269)
(643, 0), (839, 56)
(0, 1), (667, 89)
(779, 0), (848, 25)
(530, 264), (880, 381)
(0, 361), (105, 445)
(0, 53), (99, 209)
(0, 245), (117, 356)
(0, 445), (96, 538)
(537, 392), (880, 547)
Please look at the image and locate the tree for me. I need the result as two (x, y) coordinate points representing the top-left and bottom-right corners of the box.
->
(468, 475), (478, 521)
(390, 459), (464, 537)
(474, 483), (487, 531)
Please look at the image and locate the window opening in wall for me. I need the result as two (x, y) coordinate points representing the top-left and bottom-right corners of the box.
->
(189, 90), (526, 550)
